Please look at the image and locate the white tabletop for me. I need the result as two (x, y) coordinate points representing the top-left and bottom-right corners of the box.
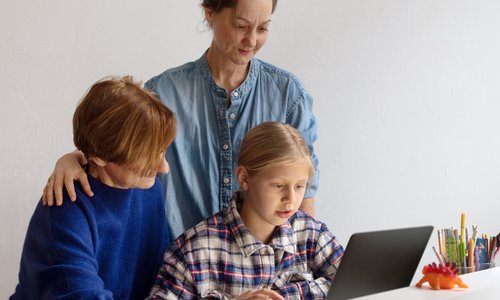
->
(354, 266), (500, 300)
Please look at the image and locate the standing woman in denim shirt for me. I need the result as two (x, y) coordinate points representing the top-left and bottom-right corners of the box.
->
(42, 0), (319, 240)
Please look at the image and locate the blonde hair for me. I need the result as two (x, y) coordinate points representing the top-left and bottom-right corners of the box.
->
(73, 76), (176, 176)
(237, 122), (313, 177)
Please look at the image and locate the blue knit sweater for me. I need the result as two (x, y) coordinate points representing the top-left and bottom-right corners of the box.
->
(11, 174), (169, 299)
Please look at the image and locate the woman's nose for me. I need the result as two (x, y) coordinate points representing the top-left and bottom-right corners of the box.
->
(158, 158), (169, 174)
(243, 30), (257, 47)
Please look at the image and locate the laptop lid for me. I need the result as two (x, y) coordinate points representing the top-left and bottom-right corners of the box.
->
(327, 225), (433, 300)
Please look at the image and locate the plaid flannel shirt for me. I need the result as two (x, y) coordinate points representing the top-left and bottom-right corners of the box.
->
(148, 193), (344, 299)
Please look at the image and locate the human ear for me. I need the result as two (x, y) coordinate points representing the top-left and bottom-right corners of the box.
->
(236, 166), (249, 190)
(90, 157), (107, 167)
(204, 7), (215, 26)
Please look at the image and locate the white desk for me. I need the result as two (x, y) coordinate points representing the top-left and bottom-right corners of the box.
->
(355, 266), (500, 300)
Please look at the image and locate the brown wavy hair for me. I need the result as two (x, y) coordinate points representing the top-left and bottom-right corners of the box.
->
(201, 0), (278, 14)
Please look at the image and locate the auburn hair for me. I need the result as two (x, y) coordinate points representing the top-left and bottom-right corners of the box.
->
(73, 76), (176, 176)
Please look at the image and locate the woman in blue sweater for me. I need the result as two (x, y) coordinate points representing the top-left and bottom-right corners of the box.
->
(11, 76), (176, 299)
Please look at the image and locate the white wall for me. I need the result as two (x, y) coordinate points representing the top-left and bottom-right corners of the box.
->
(1, 0), (499, 297)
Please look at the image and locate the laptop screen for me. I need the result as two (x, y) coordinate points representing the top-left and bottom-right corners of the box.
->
(327, 225), (433, 300)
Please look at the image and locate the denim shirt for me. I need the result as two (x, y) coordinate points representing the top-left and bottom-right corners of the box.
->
(145, 53), (319, 239)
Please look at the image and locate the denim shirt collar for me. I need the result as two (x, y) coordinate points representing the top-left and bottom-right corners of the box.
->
(195, 51), (260, 99)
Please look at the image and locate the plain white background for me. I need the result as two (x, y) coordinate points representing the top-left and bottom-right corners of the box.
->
(1, 0), (500, 297)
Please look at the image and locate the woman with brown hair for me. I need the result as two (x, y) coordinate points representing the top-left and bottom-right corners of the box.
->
(43, 0), (319, 242)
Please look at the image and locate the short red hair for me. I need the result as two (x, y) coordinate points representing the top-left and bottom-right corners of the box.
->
(73, 76), (176, 176)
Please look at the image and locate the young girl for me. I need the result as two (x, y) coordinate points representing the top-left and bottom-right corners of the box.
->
(148, 122), (344, 300)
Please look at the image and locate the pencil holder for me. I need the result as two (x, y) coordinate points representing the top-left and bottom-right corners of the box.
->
(457, 262), (495, 275)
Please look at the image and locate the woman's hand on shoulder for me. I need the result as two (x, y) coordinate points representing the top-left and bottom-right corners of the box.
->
(42, 150), (93, 206)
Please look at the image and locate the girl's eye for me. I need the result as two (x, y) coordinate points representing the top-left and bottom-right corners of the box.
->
(273, 184), (285, 190)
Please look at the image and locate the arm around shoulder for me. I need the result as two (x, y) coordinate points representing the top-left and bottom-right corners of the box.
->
(42, 150), (93, 206)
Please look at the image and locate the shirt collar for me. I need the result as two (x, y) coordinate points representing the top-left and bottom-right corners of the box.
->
(195, 51), (260, 99)
(223, 192), (297, 257)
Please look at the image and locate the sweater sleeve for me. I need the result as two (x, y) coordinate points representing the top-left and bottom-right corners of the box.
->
(16, 200), (113, 299)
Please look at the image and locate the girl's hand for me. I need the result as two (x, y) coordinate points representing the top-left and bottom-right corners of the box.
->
(233, 289), (284, 300)
(42, 150), (93, 206)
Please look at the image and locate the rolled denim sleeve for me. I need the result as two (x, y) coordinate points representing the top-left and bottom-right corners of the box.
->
(287, 88), (319, 199)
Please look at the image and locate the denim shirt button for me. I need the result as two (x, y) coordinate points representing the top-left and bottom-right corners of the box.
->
(223, 177), (230, 184)
(229, 113), (236, 119)
(232, 91), (239, 97)
(222, 144), (229, 150)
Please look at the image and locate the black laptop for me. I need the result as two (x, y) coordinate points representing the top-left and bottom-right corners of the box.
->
(327, 225), (433, 300)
